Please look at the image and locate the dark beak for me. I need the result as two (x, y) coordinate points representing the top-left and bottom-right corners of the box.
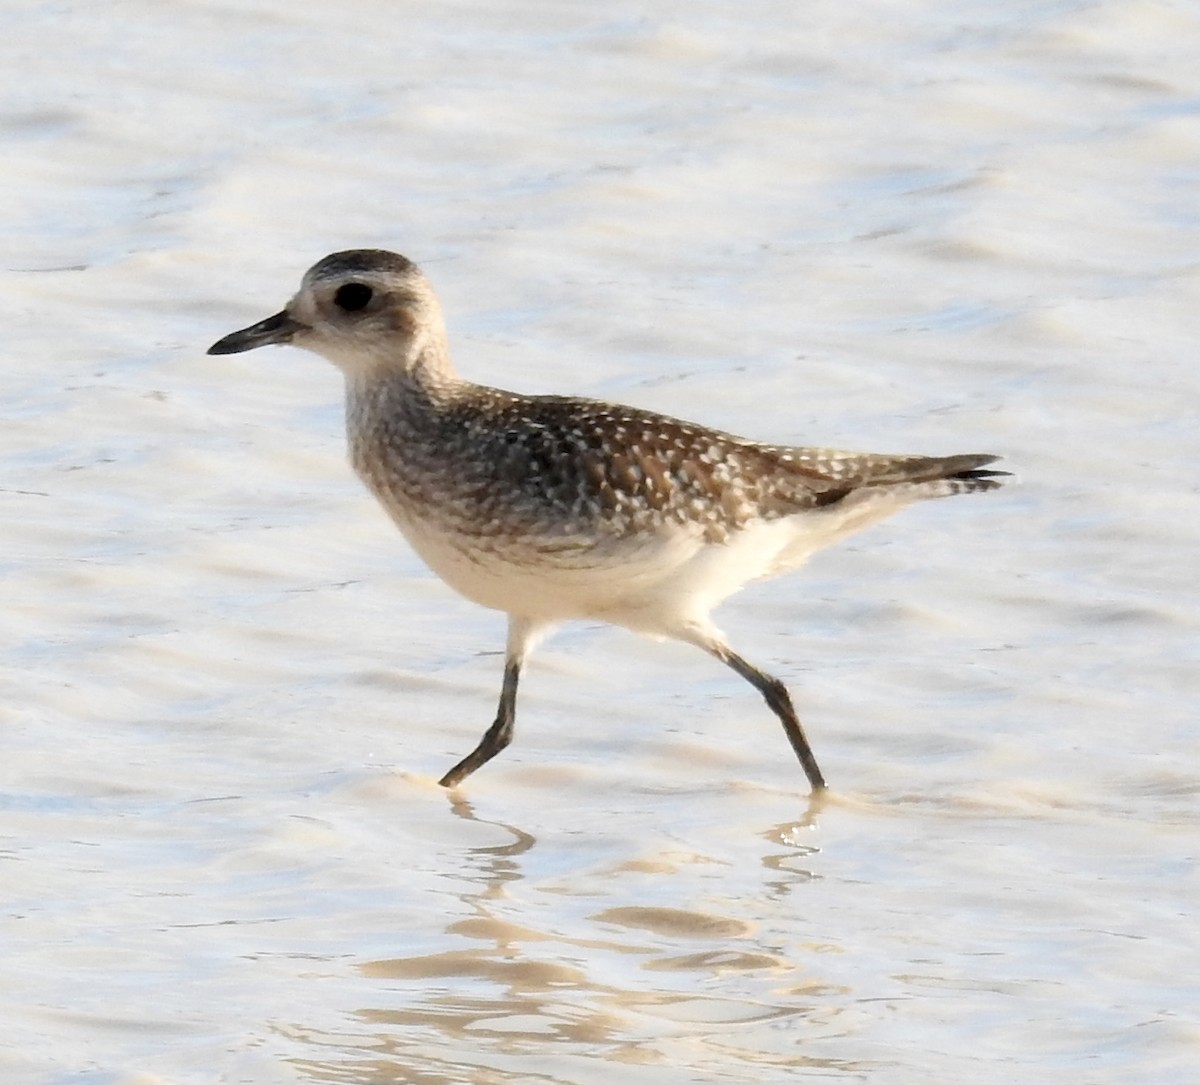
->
(207, 310), (307, 355)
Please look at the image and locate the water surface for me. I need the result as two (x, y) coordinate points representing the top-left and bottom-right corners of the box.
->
(2, 2), (1198, 1082)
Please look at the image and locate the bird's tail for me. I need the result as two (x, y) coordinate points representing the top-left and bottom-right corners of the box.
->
(915, 453), (1009, 495)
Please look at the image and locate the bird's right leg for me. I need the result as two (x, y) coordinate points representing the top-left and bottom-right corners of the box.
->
(714, 645), (827, 792)
(675, 621), (827, 793)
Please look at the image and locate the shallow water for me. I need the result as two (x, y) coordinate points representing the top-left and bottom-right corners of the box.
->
(2, 1), (1199, 1082)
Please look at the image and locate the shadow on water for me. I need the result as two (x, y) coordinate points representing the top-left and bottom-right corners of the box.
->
(281, 787), (870, 1083)
(445, 791), (538, 899)
(759, 800), (825, 901)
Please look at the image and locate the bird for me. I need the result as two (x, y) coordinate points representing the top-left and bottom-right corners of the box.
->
(208, 249), (1007, 792)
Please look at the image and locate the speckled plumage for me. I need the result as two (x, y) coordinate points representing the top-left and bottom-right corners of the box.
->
(209, 249), (1008, 793)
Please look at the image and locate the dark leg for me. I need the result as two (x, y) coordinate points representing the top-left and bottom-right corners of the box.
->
(439, 616), (540, 788)
(712, 645), (827, 792)
(439, 659), (520, 787)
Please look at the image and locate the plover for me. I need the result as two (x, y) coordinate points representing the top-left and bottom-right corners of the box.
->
(209, 249), (1007, 791)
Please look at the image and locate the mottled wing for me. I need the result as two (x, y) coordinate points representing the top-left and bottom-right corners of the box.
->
(418, 391), (1005, 550)
(470, 397), (851, 543)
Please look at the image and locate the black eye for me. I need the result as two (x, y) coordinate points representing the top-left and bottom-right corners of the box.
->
(334, 282), (373, 311)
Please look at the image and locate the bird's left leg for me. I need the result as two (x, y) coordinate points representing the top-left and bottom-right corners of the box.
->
(439, 615), (542, 788)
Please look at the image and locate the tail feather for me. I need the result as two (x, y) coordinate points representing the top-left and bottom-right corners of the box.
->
(828, 451), (1010, 501)
(765, 449), (1010, 571)
(934, 454), (1010, 494)
(777, 447), (1009, 487)
(769, 445), (1010, 508)
(931, 472), (1007, 497)
(884, 454), (1010, 498)
(872, 452), (1009, 485)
